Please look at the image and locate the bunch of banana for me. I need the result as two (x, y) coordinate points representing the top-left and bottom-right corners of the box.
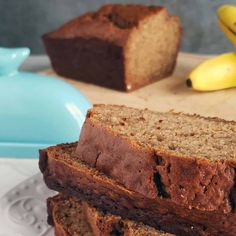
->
(187, 5), (236, 91)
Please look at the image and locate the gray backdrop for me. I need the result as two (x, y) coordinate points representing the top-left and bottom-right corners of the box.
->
(1, 0), (235, 54)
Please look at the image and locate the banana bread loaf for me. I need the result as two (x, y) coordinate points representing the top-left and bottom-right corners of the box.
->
(43, 4), (181, 91)
(76, 104), (236, 213)
(48, 194), (174, 236)
(39, 143), (236, 236)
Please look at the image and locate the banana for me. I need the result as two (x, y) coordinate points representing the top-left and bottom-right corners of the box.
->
(217, 5), (236, 45)
(186, 52), (236, 91)
(186, 5), (236, 91)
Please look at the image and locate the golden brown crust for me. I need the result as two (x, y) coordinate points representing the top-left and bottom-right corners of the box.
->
(45, 5), (165, 45)
(82, 201), (121, 236)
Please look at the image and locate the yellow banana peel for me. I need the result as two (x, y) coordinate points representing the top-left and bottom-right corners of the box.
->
(217, 5), (236, 45)
(187, 5), (236, 91)
(187, 53), (236, 91)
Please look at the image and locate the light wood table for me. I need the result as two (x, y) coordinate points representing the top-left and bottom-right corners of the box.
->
(44, 53), (236, 121)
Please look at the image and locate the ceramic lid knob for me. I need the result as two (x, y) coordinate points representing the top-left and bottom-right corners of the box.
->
(0, 47), (30, 76)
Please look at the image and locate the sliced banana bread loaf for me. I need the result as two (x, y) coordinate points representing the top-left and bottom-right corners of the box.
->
(39, 143), (235, 236)
(48, 194), (174, 236)
(43, 4), (181, 91)
(76, 104), (236, 213)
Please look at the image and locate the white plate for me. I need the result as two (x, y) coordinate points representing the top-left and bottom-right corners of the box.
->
(0, 173), (56, 236)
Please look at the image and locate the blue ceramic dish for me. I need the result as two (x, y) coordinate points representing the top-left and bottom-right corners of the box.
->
(0, 47), (92, 158)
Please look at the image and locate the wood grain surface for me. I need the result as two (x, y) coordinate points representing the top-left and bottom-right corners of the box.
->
(42, 53), (236, 121)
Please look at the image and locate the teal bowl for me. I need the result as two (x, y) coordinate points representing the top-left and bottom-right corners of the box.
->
(0, 47), (92, 158)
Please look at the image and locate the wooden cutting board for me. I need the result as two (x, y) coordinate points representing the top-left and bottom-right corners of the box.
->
(42, 52), (236, 121)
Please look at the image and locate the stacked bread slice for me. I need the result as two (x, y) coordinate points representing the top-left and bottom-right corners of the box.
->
(40, 104), (236, 235)
(48, 194), (173, 235)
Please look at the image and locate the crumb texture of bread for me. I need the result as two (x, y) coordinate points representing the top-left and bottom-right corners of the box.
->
(40, 143), (236, 236)
(43, 4), (181, 91)
(76, 104), (236, 213)
(123, 221), (174, 236)
(87, 105), (236, 160)
(47, 194), (93, 236)
(125, 8), (180, 90)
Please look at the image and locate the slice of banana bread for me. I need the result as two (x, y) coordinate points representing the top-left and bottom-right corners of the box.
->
(43, 4), (181, 91)
(39, 143), (235, 236)
(48, 194), (174, 236)
(83, 200), (174, 236)
(47, 194), (93, 236)
(76, 104), (236, 213)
